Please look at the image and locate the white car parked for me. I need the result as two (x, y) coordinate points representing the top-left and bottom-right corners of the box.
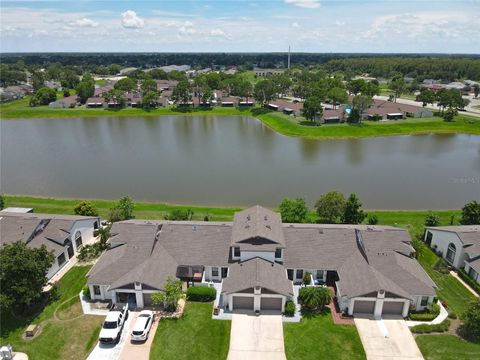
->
(131, 310), (154, 342)
(99, 305), (129, 344)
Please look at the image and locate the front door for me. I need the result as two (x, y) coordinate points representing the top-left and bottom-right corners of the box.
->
(66, 240), (74, 259)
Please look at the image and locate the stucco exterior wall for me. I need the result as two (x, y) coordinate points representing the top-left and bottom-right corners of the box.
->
(425, 229), (466, 268)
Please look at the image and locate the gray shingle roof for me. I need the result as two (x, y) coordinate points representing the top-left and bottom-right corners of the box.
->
(231, 205), (285, 250)
(427, 226), (480, 258)
(87, 207), (435, 299)
(0, 212), (98, 257)
(222, 257), (293, 296)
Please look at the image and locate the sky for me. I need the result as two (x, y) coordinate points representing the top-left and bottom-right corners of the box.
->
(1, 0), (479, 53)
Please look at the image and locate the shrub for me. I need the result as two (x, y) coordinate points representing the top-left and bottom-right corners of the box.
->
(74, 201), (99, 217)
(284, 300), (295, 317)
(458, 269), (480, 295)
(425, 212), (440, 226)
(448, 310), (457, 319)
(303, 272), (312, 285)
(367, 215), (378, 225)
(83, 285), (91, 300)
(409, 303), (440, 321)
(186, 286), (216, 302)
(164, 209), (194, 221)
(433, 258), (450, 274)
(410, 319), (451, 334)
(458, 300), (480, 342)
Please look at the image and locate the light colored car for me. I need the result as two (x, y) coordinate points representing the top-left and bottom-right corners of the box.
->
(99, 305), (129, 344)
(131, 310), (154, 342)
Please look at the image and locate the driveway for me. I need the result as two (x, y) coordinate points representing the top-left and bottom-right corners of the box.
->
(227, 314), (286, 360)
(354, 316), (424, 360)
(86, 311), (134, 360)
(118, 312), (159, 360)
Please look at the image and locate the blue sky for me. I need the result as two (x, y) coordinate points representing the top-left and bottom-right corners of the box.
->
(1, 1), (479, 53)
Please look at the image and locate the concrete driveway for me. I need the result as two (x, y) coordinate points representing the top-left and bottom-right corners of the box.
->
(118, 312), (159, 360)
(86, 311), (134, 360)
(354, 316), (424, 360)
(227, 314), (286, 360)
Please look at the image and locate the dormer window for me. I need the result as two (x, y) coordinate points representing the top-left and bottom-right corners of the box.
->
(275, 248), (282, 259)
(233, 247), (240, 258)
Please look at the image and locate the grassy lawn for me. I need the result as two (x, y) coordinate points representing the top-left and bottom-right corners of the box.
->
(2, 97), (480, 139)
(414, 242), (477, 317)
(0, 266), (103, 360)
(150, 302), (230, 360)
(416, 335), (480, 360)
(284, 310), (366, 360)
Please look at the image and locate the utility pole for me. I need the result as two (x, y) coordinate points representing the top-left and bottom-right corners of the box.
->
(287, 45), (291, 69)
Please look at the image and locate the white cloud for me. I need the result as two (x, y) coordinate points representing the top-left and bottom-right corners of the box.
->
(75, 18), (98, 27)
(121, 10), (144, 29)
(178, 21), (196, 37)
(292, 22), (300, 28)
(285, 0), (320, 9)
(209, 28), (232, 40)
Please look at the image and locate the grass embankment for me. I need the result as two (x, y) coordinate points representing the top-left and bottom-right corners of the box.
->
(416, 335), (480, 360)
(284, 310), (366, 360)
(150, 302), (230, 360)
(0, 266), (102, 360)
(2, 97), (480, 139)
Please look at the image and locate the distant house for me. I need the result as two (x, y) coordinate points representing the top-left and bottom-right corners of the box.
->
(267, 99), (303, 116)
(160, 65), (191, 73)
(255, 69), (283, 77)
(424, 226), (480, 285)
(86, 97), (105, 108)
(155, 80), (178, 92)
(364, 99), (433, 120)
(49, 96), (79, 108)
(0, 212), (100, 280)
(0, 85), (33, 103)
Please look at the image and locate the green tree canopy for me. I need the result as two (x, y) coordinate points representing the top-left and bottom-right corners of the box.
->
(164, 209), (194, 221)
(460, 200), (480, 225)
(171, 80), (192, 105)
(151, 277), (183, 312)
(29, 87), (57, 107)
(416, 88), (436, 107)
(314, 191), (346, 223)
(302, 96), (323, 122)
(342, 193), (366, 224)
(141, 79), (158, 96)
(389, 79), (406, 102)
(254, 79), (277, 106)
(75, 75), (95, 104)
(114, 77), (137, 92)
(0, 241), (54, 313)
(298, 286), (330, 311)
(459, 300), (480, 343)
(279, 198), (309, 223)
(326, 87), (348, 109)
(73, 201), (99, 217)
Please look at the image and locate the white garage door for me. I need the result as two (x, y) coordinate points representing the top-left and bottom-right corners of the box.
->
(382, 301), (404, 315)
(233, 296), (254, 310)
(260, 297), (282, 311)
(353, 300), (376, 314)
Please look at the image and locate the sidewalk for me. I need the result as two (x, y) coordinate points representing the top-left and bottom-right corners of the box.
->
(450, 271), (479, 298)
(405, 301), (448, 327)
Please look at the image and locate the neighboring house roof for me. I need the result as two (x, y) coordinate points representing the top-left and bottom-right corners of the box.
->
(467, 257), (480, 274)
(222, 257), (293, 296)
(0, 212), (98, 257)
(88, 206), (435, 299)
(231, 205), (285, 250)
(426, 226), (480, 258)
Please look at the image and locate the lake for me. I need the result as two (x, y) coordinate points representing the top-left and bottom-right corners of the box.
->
(1, 115), (479, 209)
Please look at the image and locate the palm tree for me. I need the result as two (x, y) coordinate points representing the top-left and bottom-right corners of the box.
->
(298, 286), (330, 311)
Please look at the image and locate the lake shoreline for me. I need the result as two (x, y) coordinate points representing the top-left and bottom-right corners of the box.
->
(1, 99), (480, 139)
(3, 194), (461, 221)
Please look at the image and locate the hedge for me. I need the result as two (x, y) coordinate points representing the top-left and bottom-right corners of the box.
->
(410, 319), (451, 334)
(284, 301), (295, 317)
(409, 303), (440, 321)
(458, 269), (480, 295)
(186, 286), (216, 302)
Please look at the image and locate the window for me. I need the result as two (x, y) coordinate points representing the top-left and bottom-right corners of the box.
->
(233, 247), (240, 258)
(425, 231), (433, 246)
(212, 267), (219, 277)
(57, 253), (66, 267)
(420, 296), (429, 306)
(221, 267), (228, 278)
(446, 243), (456, 264)
(468, 267), (478, 281)
(316, 270), (324, 280)
(296, 269), (303, 279)
(93, 285), (101, 295)
(75, 231), (83, 249)
(275, 248), (282, 259)
(287, 269), (294, 280)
